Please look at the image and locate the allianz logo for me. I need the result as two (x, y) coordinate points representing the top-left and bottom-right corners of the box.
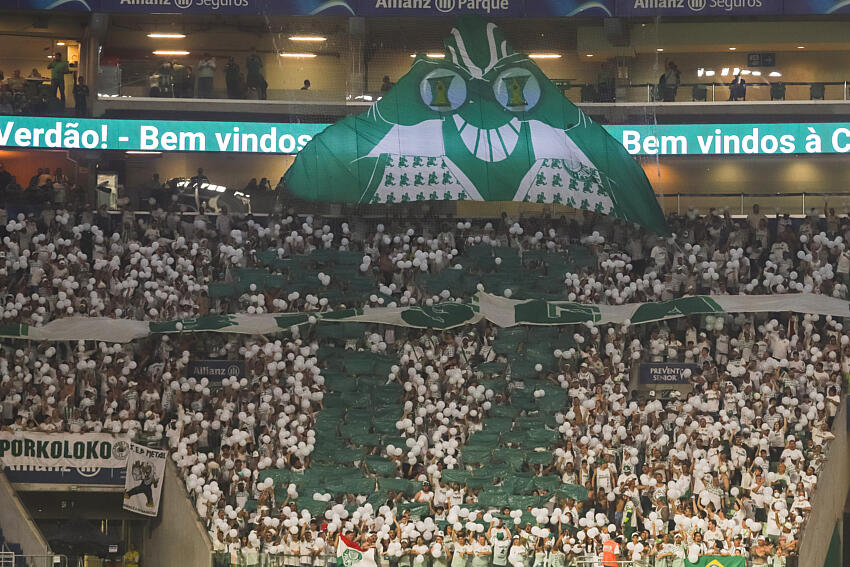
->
(373, 0), (511, 13)
(119, 0), (250, 9)
(3, 464), (104, 477)
(631, 0), (763, 10)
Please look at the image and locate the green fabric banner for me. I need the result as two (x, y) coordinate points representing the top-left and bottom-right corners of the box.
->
(5, 293), (850, 342)
(284, 16), (668, 234)
(685, 556), (746, 567)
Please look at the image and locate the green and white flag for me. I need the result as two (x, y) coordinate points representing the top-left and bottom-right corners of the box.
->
(337, 535), (377, 567)
(285, 16), (668, 234)
(3, 293), (849, 342)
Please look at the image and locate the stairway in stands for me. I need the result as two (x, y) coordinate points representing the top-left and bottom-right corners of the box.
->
(0, 527), (26, 567)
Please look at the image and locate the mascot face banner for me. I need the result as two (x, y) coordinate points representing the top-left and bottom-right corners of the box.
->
(285, 16), (667, 233)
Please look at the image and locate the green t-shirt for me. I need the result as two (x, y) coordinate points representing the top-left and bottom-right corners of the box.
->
(51, 60), (69, 81)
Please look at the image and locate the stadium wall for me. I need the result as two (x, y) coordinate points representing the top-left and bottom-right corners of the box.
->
(0, 472), (50, 557)
(798, 398), (848, 567)
(142, 460), (213, 567)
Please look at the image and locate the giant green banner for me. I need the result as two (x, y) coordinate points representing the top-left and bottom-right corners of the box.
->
(284, 16), (668, 234)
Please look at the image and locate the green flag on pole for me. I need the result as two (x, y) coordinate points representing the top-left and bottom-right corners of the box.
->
(285, 16), (669, 234)
(685, 556), (746, 567)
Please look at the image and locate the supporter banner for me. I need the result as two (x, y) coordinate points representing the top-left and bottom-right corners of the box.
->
(638, 362), (699, 384)
(685, 557), (746, 567)
(123, 442), (166, 517)
(3, 293), (850, 341)
(186, 360), (246, 382)
(476, 292), (850, 327)
(284, 18), (669, 234)
(0, 432), (130, 469)
(0, 117), (325, 154)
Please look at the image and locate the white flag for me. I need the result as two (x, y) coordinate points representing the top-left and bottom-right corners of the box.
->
(122, 442), (166, 517)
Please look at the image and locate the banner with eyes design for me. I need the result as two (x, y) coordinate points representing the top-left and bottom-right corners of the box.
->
(284, 16), (668, 234)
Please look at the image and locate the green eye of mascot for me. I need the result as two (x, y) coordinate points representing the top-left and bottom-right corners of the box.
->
(284, 16), (667, 234)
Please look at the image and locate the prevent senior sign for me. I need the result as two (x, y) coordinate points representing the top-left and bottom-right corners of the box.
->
(638, 362), (699, 385)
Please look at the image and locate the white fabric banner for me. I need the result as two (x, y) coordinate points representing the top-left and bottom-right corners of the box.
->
(0, 432), (130, 469)
(123, 442), (167, 517)
(3, 293), (850, 342)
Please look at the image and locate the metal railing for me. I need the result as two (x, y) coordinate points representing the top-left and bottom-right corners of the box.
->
(0, 554), (67, 567)
(557, 81), (850, 103)
(653, 191), (850, 216)
(209, 551), (763, 567)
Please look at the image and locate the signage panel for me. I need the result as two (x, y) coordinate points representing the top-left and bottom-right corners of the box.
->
(7, 117), (850, 158)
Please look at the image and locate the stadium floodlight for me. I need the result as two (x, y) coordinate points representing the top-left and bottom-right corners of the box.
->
(153, 50), (190, 56)
(732, 67), (741, 75)
(528, 53), (562, 59)
(769, 71), (782, 77)
(751, 70), (761, 76)
(740, 69), (751, 75)
(148, 33), (186, 39)
(280, 52), (317, 58)
(697, 68), (705, 77)
(56, 41), (66, 46)
(705, 70), (716, 77)
(289, 35), (326, 42)
(728, 47), (736, 51)
(721, 68), (730, 76)
(410, 53), (446, 58)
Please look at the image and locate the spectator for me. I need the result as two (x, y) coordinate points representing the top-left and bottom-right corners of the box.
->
(198, 53), (216, 98)
(301, 79), (311, 91)
(225, 57), (241, 99)
(123, 543), (139, 567)
(246, 48), (266, 100)
(47, 53), (69, 107)
(6, 69), (25, 91)
(381, 75), (394, 93)
(72, 76), (89, 117)
(0, 92), (11, 115)
(243, 178), (259, 196)
(730, 74), (747, 101)
(659, 61), (680, 102)
(0, 164), (10, 193)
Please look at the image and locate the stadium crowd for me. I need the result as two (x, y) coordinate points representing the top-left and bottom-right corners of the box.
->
(0, 195), (846, 567)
